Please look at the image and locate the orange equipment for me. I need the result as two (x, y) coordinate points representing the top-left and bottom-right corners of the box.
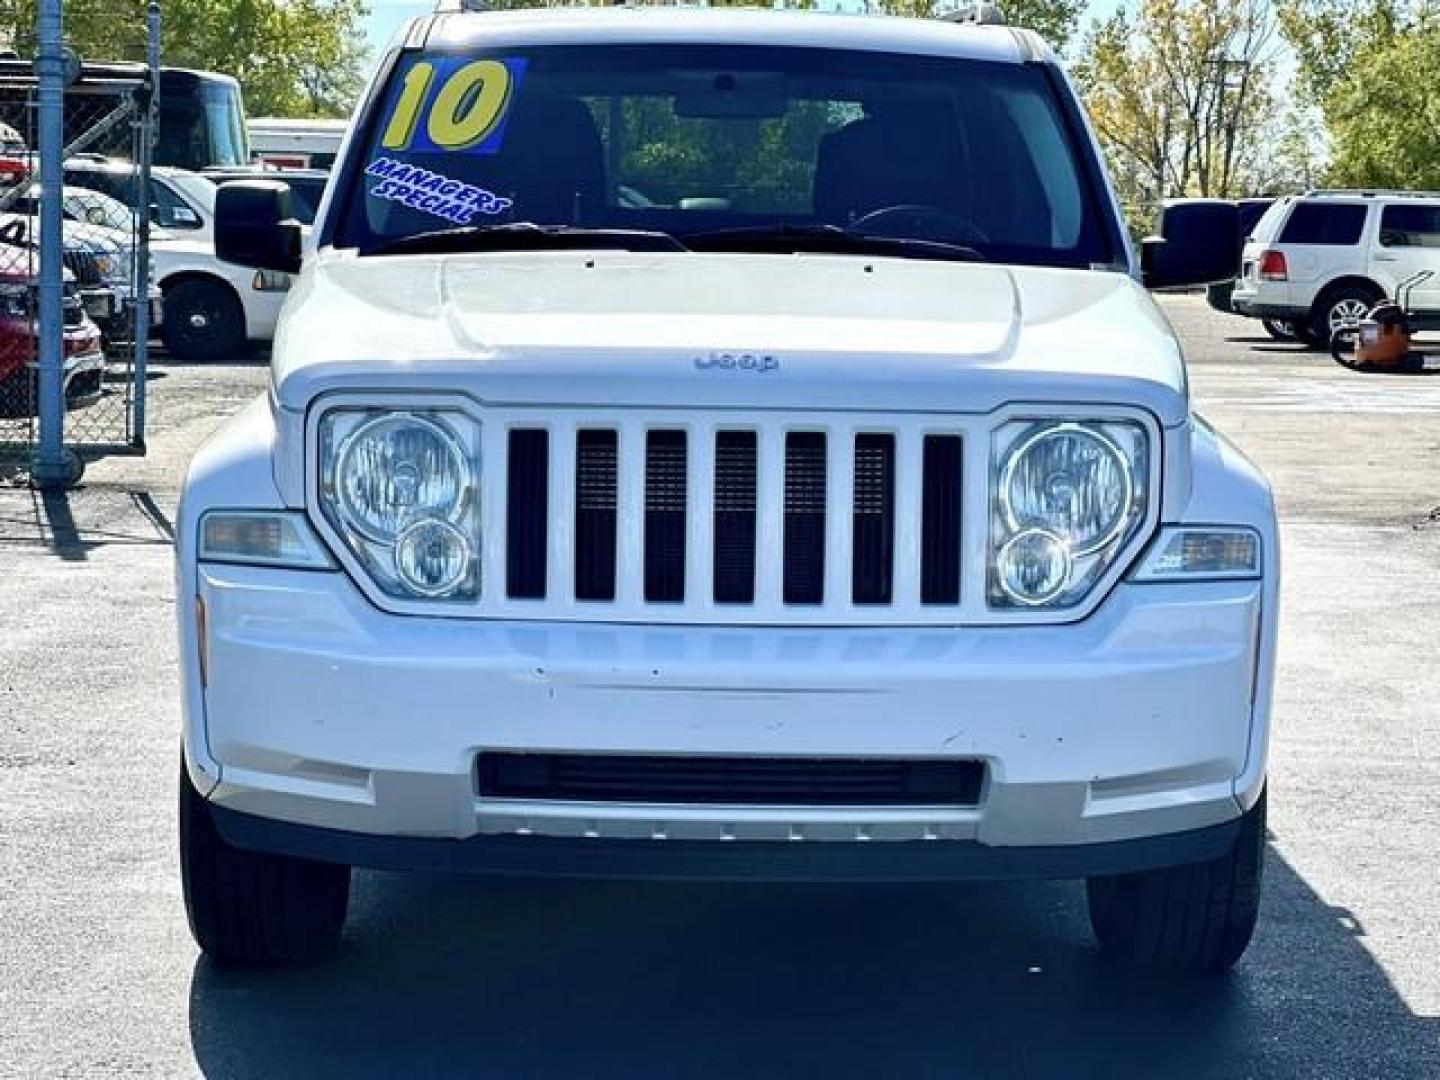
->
(1332, 271), (1432, 372)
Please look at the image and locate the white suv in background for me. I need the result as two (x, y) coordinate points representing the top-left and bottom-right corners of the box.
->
(64, 159), (292, 361)
(1232, 190), (1440, 346)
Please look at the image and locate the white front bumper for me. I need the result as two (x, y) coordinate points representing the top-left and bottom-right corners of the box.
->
(191, 563), (1269, 851)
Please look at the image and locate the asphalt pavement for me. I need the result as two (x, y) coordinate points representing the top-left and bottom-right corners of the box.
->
(2, 298), (1439, 1078)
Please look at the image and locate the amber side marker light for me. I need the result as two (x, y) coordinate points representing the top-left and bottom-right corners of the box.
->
(195, 595), (209, 689)
(1132, 527), (1262, 581)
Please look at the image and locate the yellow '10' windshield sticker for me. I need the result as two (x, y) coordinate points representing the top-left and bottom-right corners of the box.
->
(379, 56), (527, 155)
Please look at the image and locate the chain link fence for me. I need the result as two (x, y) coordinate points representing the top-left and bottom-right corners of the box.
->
(0, 25), (156, 471)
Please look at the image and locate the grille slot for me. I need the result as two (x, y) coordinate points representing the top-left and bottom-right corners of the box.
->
(713, 430), (757, 604)
(644, 430), (687, 603)
(574, 429), (618, 601)
(783, 432), (827, 605)
(921, 435), (963, 605)
(477, 753), (985, 806)
(505, 429), (549, 599)
(63, 250), (102, 287)
(852, 434), (895, 604)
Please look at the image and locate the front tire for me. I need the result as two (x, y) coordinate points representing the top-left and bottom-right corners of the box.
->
(1309, 285), (1382, 351)
(1086, 790), (1265, 973)
(161, 279), (246, 362)
(179, 763), (350, 967)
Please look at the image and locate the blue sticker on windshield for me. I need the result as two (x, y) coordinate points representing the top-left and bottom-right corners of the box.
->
(367, 158), (513, 225)
(379, 56), (528, 156)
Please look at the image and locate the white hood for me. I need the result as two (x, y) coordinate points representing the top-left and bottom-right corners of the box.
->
(272, 250), (1189, 426)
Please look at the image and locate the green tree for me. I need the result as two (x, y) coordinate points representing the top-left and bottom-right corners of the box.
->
(1325, 20), (1440, 187)
(1277, 0), (1406, 104)
(160, 0), (369, 118)
(1073, 0), (1280, 228)
(1280, 0), (1440, 188)
(0, 0), (369, 118)
(878, 0), (1084, 50)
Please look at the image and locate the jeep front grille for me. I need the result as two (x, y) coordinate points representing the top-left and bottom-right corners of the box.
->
(63, 249), (103, 287)
(490, 412), (965, 624)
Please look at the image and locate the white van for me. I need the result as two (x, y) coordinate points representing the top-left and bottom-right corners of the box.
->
(248, 117), (347, 171)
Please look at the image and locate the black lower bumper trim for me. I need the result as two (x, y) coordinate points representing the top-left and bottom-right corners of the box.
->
(209, 802), (1249, 884)
(1233, 300), (1309, 321)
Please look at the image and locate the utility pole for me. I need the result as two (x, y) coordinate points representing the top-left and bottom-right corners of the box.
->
(130, 1), (161, 451)
(30, 0), (76, 487)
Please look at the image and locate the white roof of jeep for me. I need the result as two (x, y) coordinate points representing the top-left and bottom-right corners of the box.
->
(417, 7), (1047, 64)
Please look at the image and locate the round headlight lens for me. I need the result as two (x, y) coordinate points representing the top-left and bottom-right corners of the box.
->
(394, 518), (472, 597)
(335, 414), (470, 544)
(1000, 424), (1133, 555)
(996, 527), (1071, 606)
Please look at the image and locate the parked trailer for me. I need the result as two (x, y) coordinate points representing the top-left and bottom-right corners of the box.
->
(248, 117), (346, 170)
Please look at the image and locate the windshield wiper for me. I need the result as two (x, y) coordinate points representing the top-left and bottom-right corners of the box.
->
(684, 223), (984, 263)
(366, 222), (688, 256)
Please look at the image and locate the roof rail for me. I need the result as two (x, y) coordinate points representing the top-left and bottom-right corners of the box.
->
(939, 2), (1007, 26)
(1304, 188), (1440, 199)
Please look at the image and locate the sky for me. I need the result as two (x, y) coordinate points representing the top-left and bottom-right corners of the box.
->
(365, 1), (432, 54)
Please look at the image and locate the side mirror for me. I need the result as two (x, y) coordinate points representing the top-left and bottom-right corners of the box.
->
(215, 181), (302, 274)
(1141, 199), (1240, 291)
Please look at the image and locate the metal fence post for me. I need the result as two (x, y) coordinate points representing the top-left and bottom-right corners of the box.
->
(30, 0), (76, 487)
(129, 1), (160, 451)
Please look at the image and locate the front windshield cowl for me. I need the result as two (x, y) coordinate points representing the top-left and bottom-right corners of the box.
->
(334, 42), (1114, 271)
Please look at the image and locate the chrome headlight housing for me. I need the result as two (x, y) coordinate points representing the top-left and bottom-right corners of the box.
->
(990, 419), (1149, 609)
(318, 409), (479, 601)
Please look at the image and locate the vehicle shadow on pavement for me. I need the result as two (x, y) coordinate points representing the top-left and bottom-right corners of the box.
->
(186, 845), (1440, 1079)
(0, 486), (175, 558)
(17, 489), (99, 562)
(1231, 340), (1313, 355)
(1225, 335), (1306, 348)
(152, 346), (271, 369)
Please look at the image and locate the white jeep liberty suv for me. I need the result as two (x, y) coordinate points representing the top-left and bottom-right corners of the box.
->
(178, 6), (1278, 972)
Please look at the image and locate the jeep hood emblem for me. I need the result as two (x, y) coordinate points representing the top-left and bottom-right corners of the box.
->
(694, 351), (780, 373)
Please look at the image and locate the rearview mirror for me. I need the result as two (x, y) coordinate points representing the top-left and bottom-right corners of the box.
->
(1141, 199), (1240, 291)
(673, 73), (788, 120)
(215, 181), (302, 274)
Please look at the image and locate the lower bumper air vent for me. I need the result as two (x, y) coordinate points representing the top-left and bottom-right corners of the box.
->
(477, 753), (985, 807)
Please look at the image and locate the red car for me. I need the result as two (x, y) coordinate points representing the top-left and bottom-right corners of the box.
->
(0, 246), (104, 417)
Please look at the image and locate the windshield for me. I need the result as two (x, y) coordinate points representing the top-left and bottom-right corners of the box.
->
(337, 44), (1112, 268)
(53, 188), (137, 233)
(201, 83), (250, 167)
(156, 80), (249, 170)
